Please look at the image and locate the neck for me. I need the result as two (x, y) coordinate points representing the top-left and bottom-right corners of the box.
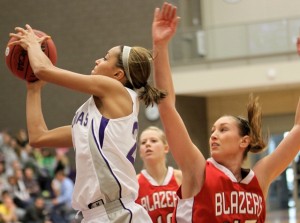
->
(145, 162), (168, 185)
(215, 157), (243, 182)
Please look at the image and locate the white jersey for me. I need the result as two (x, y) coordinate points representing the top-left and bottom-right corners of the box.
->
(71, 88), (140, 211)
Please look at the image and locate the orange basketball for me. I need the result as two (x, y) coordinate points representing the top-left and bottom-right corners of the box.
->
(5, 29), (57, 82)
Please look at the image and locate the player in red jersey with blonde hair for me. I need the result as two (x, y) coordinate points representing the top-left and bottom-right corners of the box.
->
(152, 2), (300, 222)
(136, 126), (182, 223)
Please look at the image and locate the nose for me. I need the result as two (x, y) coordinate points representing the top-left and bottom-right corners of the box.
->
(95, 58), (102, 64)
(210, 131), (217, 140)
(144, 140), (151, 147)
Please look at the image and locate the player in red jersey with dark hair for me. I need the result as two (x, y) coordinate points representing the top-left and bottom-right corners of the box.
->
(136, 126), (182, 223)
(152, 2), (300, 222)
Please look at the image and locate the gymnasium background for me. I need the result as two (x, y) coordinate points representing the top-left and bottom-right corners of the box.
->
(1, 0), (300, 211)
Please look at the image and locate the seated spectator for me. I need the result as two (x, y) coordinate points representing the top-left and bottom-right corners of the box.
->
(21, 143), (38, 172)
(0, 162), (9, 196)
(7, 170), (31, 210)
(23, 166), (41, 198)
(54, 148), (71, 178)
(35, 149), (56, 195)
(0, 132), (19, 176)
(50, 166), (74, 223)
(15, 129), (28, 148)
(0, 190), (21, 223)
(23, 196), (52, 223)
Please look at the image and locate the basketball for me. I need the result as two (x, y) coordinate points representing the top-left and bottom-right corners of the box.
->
(5, 29), (57, 82)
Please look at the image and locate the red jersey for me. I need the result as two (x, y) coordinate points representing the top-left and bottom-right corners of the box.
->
(173, 158), (266, 223)
(136, 167), (179, 223)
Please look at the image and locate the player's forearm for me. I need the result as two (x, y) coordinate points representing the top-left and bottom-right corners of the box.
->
(153, 43), (176, 106)
(27, 43), (53, 78)
(26, 87), (48, 147)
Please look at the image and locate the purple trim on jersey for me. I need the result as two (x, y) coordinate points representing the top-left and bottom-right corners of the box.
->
(120, 199), (133, 222)
(99, 117), (109, 147)
(91, 118), (123, 198)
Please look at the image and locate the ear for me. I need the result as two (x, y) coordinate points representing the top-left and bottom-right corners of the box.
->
(240, 135), (250, 149)
(164, 144), (170, 154)
(114, 69), (126, 81)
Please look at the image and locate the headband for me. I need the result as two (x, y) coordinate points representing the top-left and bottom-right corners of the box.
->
(122, 46), (133, 86)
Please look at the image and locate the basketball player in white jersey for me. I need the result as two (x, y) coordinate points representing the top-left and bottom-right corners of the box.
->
(9, 24), (166, 222)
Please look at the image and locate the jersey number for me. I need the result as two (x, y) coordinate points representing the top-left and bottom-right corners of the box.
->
(126, 121), (138, 165)
(157, 213), (172, 223)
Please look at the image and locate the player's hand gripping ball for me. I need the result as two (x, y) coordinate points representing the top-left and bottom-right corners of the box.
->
(5, 29), (57, 82)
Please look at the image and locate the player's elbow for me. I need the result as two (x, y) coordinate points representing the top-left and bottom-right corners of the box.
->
(28, 138), (39, 148)
(28, 136), (44, 148)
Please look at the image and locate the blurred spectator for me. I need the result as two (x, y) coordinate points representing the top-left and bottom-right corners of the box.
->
(54, 148), (70, 177)
(15, 129), (28, 148)
(0, 132), (18, 176)
(21, 143), (38, 170)
(0, 190), (21, 223)
(34, 148), (56, 195)
(0, 133), (7, 163)
(50, 166), (74, 223)
(0, 128), (76, 223)
(39, 149), (56, 178)
(0, 162), (9, 196)
(7, 168), (31, 209)
(23, 196), (52, 223)
(23, 166), (41, 199)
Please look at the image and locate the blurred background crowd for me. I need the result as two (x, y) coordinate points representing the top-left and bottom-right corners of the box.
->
(0, 128), (80, 223)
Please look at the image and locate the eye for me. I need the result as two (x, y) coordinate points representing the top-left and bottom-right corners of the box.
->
(103, 57), (108, 61)
(220, 127), (228, 132)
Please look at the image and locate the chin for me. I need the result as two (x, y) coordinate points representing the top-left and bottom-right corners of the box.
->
(210, 152), (219, 160)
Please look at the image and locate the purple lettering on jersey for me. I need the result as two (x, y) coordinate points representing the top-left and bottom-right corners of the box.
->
(126, 121), (138, 164)
(72, 112), (78, 127)
(83, 113), (89, 126)
(76, 112), (85, 125)
(73, 112), (89, 127)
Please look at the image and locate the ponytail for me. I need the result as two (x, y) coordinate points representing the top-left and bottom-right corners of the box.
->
(234, 94), (267, 159)
(138, 83), (167, 107)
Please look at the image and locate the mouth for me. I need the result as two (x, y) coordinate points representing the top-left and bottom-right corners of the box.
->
(210, 142), (219, 149)
(145, 149), (153, 155)
(91, 65), (98, 74)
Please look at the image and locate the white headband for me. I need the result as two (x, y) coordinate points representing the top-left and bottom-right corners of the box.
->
(122, 46), (133, 86)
